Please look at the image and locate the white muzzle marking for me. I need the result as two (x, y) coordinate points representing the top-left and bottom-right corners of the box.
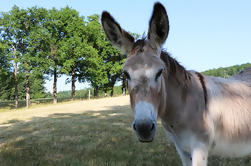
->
(132, 101), (158, 142)
(134, 101), (157, 123)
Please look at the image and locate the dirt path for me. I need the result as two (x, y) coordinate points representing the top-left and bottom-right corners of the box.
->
(0, 96), (130, 125)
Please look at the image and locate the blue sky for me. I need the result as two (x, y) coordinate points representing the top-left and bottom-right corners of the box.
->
(1, 0), (251, 92)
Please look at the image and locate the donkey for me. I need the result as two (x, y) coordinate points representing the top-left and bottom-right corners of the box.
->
(101, 2), (251, 166)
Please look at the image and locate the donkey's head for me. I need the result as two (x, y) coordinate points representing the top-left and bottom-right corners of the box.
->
(102, 2), (169, 142)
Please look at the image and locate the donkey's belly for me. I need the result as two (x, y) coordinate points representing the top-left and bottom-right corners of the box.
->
(210, 138), (251, 157)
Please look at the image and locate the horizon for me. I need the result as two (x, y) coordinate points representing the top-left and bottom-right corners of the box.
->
(1, 0), (250, 93)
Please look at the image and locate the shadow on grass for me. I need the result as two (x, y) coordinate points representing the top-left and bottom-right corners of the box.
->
(0, 105), (250, 166)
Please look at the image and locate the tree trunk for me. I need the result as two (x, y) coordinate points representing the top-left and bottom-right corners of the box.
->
(13, 46), (18, 109)
(94, 86), (99, 98)
(104, 89), (107, 97)
(110, 88), (114, 97)
(110, 77), (117, 97)
(53, 66), (57, 104)
(26, 71), (30, 109)
(122, 87), (126, 95)
(71, 68), (76, 101)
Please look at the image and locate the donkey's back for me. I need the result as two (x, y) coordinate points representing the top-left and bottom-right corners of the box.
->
(206, 67), (251, 157)
(231, 67), (251, 87)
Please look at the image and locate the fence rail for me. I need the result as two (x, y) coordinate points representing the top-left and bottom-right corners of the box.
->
(0, 87), (127, 110)
(0, 96), (85, 109)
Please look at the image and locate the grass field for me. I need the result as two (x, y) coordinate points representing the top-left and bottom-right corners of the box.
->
(0, 96), (251, 166)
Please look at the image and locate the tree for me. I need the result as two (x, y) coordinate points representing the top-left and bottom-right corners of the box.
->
(79, 15), (137, 97)
(58, 7), (86, 100)
(38, 7), (71, 104)
(2, 7), (50, 108)
(0, 6), (29, 108)
(79, 42), (106, 97)
(101, 42), (124, 96)
(21, 7), (49, 108)
(79, 14), (108, 97)
(101, 32), (139, 96)
(26, 8), (51, 100)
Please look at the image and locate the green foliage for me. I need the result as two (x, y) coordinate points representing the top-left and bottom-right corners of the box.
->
(0, 5), (130, 103)
(78, 14), (128, 97)
(0, 42), (13, 100)
(202, 63), (251, 78)
(0, 6), (48, 102)
(59, 7), (85, 74)
(4, 73), (47, 100)
(79, 15), (109, 90)
(0, 73), (14, 100)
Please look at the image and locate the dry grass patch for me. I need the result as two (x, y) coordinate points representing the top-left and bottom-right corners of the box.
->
(0, 96), (250, 165)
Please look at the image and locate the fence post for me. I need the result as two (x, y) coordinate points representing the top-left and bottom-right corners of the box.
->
(88, 90), (91, 100)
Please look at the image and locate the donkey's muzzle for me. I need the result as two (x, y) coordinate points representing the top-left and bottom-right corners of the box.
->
(133, 119), (156, 142)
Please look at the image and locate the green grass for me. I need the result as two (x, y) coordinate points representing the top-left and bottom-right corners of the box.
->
(0, 105), (251, 165)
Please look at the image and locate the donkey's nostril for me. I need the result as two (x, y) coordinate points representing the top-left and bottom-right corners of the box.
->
(133, 123), (136, 130)
(134, 121), (155, 133)
(151, 123), (155, 131)
(133, 121), (156, 141)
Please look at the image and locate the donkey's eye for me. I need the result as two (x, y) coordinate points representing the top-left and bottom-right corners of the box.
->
(124, 71), (131, 80)
(155, 69), (163, 81)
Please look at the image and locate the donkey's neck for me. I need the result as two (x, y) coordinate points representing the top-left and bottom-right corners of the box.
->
(159, 54), (207, 130)
(162, 74), (207, 135)
(160, 73), (190, 123)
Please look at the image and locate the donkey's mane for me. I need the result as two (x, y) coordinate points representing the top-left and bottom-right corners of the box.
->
(160, 51), (191, 87)
(160, 51), (188, 77)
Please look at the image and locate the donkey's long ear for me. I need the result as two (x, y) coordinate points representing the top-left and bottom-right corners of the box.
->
(101, 11), (135, 54)
(148, 2), (169, 49)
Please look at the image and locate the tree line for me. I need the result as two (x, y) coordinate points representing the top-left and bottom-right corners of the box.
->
(202, 63), (251, 78)
(0, 6), (129, 108)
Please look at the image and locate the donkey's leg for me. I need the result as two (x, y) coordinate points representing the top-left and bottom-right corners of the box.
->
(191, 142), (208, 166)
(174, 143), (192, 166)
(163, 125), (192, 166)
